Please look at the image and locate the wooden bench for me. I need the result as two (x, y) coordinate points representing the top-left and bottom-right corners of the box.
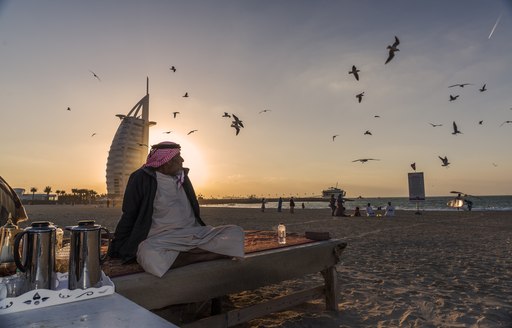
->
(111, 237), (346, 327)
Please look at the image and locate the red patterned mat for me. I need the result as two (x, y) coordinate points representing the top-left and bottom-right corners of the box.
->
(102, 230), (327, 278)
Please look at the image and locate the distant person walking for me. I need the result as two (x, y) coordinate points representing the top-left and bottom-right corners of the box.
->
(277, 197), (283, 212)
(261, 198), (266, 212)
(329, 194), (336, 216)
(289, 197), (295, 214)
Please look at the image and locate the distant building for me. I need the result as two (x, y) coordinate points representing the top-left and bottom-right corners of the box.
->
(105, 79), (156, 205)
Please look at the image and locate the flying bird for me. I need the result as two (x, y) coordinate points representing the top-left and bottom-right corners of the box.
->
(449, 95), (459, 101)
(332, 135), (338, 141)
(169, 66), (176, 72)
(259, 109), (271, 114)
(89, 70), (101, 81)
(183, 92), (189, 98)
(374, 115), (380, 118)
(232, 114), (244, 128)
(231, 123), (241, 136)
(410, 162), (416, 171)
(438, 156), (450, 167)
(163, 131), (172, 134)
(479, 84), (487, 92)
(356, 92), (365, 103)
(499, 120), (512, 127)
(91, 133), (97, 137)
(478, 120), (483, 125)
(352, 158), (380, 163)
(349, 65), (360, 81)
(385, 36), (400, 64)
(492, 162), (498, 167)
(138, 143), (148, 147)
(222, 112), (231, 118)
(172, 111), (180, 118)
(364, 130), (372, 135)
(448, 83), (472, 88)
(452, 121), (462, 135)
(66, 107), (71, 111)
(429, 122), (442, 127)
(187, 130), (198, 135)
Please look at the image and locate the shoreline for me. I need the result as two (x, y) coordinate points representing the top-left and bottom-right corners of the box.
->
(21, 205), (512, 327)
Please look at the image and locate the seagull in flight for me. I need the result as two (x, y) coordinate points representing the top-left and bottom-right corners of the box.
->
(232, 114), (244, 128)
(89, 70), (101, 81)
(172, 112), (180, 118)
(448, 83), (472, 88)
(163, 131), (172, 134)
(169, 66), (176, 72)
(429, 122), (442, 127)
(410, 162), (416, 171)
(231, 123), (241, 136)
(438, 156), (450, 167)
(449, 95), (459, 101)
(259, 109), (271, 114)
(349, 65), (360, 81)
(332, 135), (339, 141)
(352, 158), (380, 163)
(187, 130), (198, 135)
(183, 92), (189, 98)
(452, 121), (462, 135)
(478, 120), (483, 125)
(500, 120), (512, 127)
(66, 107), (71, 111)
(91, 133), (97, 137)
(374, 115), (380, 118)
(364, 130), (372, 135)
(222, 112), (231, 118)
(356, 92), (365, 103)
(385, 36), (400, 64)
(479, 84), (487, 92)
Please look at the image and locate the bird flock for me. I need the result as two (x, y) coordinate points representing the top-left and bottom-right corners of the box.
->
(334, 35), (511, 169)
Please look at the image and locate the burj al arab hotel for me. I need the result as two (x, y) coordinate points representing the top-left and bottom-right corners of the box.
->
(106, 79), (156, 204)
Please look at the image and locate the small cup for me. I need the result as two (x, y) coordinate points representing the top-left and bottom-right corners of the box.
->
(3, 275), (26, 297)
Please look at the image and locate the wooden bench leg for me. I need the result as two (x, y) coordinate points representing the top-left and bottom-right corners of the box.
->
(211, 297), (222, 315)
(321, 266), (339, 312)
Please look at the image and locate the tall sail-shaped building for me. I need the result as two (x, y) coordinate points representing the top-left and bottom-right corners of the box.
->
(106, 79), (156, 204)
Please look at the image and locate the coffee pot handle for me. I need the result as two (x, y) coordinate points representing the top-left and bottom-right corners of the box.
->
(13, 230), (28, 272)
(100, 227), (111, 264)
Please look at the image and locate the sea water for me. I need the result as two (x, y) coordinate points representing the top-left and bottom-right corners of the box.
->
(202, 195), (512, 211)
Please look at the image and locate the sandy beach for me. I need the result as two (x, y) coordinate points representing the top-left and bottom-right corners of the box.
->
(22, 205), (512, 327)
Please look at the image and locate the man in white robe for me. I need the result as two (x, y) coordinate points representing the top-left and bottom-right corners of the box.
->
(110, 141), (244, 277)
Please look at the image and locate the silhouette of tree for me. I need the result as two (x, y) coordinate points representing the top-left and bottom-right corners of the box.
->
(30, 187), (37, 200)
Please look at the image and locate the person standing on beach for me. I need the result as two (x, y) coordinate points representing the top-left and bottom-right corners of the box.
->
(289, 197), (295, 214)
(384, 202), (395, 217)
(277, 197), (283, 212)
(108, 141), (245, 278)
(329, 194), (336, 216)
(261, 198), (266, 212)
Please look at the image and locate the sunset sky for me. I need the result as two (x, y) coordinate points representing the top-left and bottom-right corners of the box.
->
(1, 0), (511, 198)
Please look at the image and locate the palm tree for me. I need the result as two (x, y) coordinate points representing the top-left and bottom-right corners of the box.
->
(44, 186), (52, 200)
(30, 187), (37, 200)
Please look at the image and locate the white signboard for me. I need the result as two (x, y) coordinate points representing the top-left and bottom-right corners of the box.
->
(408, 172), (425, 201)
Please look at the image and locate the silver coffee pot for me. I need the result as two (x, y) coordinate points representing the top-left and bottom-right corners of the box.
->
(13, 221), (57, 291)
(66, 220), (110, 290)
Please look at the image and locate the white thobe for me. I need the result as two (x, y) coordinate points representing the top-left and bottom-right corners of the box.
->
(137, 172), (244, 277)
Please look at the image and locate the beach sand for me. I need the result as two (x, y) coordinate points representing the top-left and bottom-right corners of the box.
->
(23, 205), (512, 327)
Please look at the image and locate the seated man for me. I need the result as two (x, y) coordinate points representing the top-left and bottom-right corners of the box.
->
(109, 141), (245, 277)
(365, 203), (376, 217)
(384, 201), (395, 217)
(0, 175), (28, 226)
